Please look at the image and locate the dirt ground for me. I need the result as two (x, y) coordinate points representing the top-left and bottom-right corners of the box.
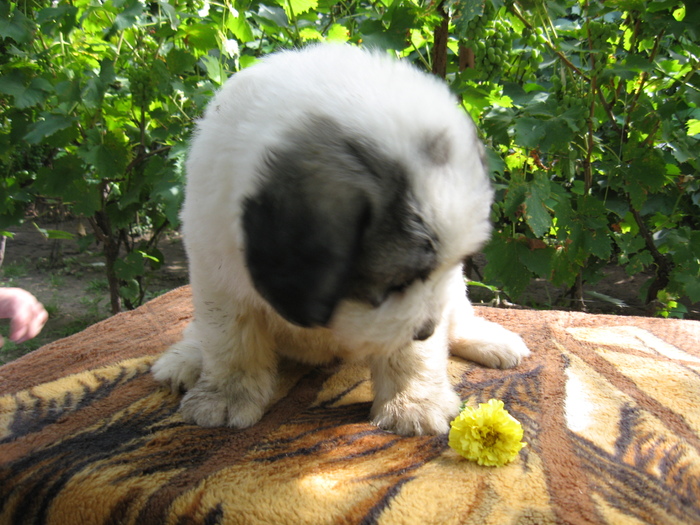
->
(0, 219), (188, 363)
(0, 218), (697, 364)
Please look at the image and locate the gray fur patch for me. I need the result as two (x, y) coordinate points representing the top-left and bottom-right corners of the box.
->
(423, 130), (451, 165)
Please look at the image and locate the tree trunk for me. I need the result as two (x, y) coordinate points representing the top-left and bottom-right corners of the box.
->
(432, 2), (449, 79)
(90, 212), (122, 314)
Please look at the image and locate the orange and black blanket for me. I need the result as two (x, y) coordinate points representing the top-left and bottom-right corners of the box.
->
(1, 286), (699, 524)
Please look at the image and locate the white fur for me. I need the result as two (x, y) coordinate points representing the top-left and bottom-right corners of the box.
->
(152, 45), (530, 436)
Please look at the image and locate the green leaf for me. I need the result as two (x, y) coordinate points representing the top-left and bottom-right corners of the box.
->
(687, 119), (700, 137)
(99, 59), (116, 86)
(119, 279), (140, 302)
(452, 0), (486, 38)
(80, 132), (130, 180)
(183, 23), (219, 52)
(359, 19), (405, 51)
(622, 53), (654, 73)
(34, 155), (101, 215)
(114, 251), (146, 280)
(503, 180), (527, 218)
(519, 241), (555, 278)
(676, 274), (700, 303)
(0, 71), (53, 109)
(625, 181), (647, 210)
(36, 5), (78, 36)
(112, 0), (144, 31)
(466, 280), (501, 293)
(483, 145), (506, 177)
(577, 195), (609, 230)
(629, 150), (667, 192)
(502, 83), (550, 107)
(626, 251), (654, 275)
(33, 223), (76, 240)
(514, 117), (547, 149)
(0, 7), (34, 43)
(550, 247), (579, 288)
(200, 55), (225, 85)
(24, 114), (75, 144)
(585, 291), (628, 308)
(35, 155), (83, 197)
(83, 76), (106, 109)
(482, 107), (515, 145)
(538, 117), (575, 152)
(167, 48), (197, 74)
(524, 172), (552, 237)
(150, 162), (183, 227)
(276, 0), (318, 19)
(483, 233), (532, 299)
(226, 13), (255, 43)
(239, 55), (260, 69)
(151, 60), (174, 96)
(299, 27), (323, 41)
(54, 78), (82, 105)
(140, 247), (163, 269)
(584, 229), (612, 260)
(327, 23), (349, 42)
(158, 0), (179, 29)
(254, 5), (288, 29)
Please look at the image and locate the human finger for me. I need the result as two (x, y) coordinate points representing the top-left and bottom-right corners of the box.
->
(9, 299), (48, 344)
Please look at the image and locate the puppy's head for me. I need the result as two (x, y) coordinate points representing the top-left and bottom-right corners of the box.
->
(243, 111), (492, 349)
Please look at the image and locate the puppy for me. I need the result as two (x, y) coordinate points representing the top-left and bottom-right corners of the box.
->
(152, 44), (530, 436)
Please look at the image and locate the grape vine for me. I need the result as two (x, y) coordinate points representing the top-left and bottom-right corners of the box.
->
(0, 0), (697, 318)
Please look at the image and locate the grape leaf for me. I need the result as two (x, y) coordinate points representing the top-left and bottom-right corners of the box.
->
(524, 173), (552, 237)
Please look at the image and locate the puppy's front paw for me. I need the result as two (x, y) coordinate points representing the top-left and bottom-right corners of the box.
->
(450, 319), (530, 369)
(371, 388), (460, 436)
(469, 332), (530, 369)
(152, 340), (203, 392)
(180, 372), (274, 429)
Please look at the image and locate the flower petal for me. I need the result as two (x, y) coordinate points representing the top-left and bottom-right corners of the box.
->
(448, 399), (526, 467)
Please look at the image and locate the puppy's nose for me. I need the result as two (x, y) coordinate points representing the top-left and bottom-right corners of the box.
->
(413, 319), (436, 341)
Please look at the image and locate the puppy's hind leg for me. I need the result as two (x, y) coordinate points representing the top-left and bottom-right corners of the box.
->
(448, 291), (530, 369)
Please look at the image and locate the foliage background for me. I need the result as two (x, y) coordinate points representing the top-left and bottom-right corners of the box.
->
(0, 0), (698, 317)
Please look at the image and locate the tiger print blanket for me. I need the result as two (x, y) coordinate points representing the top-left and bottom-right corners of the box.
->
(1, 286), (698, 525)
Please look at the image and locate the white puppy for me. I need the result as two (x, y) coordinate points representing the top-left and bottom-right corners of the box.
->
(152, 44), (530, 436)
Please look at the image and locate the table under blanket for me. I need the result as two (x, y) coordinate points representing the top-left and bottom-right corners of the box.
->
(1, 286), (699, 524)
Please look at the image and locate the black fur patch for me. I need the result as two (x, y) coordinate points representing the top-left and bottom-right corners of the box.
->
(243, 116), (439, 327)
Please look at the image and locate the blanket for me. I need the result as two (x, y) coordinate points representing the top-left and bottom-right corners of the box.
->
(1, 286), (699, 525)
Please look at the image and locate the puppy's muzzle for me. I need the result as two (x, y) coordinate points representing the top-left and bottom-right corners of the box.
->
(413, 319), (437, 341)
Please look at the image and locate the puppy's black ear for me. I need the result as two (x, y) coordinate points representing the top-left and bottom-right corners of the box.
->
(242, 117), (383, 327)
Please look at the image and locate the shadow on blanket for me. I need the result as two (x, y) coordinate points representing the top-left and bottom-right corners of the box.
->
(1, 286), (699, 525)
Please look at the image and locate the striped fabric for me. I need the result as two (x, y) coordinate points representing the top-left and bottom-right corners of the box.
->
(1, 287), (698, 524)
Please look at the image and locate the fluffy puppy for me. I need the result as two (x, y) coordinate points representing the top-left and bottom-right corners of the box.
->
(152, 44), (530, 436)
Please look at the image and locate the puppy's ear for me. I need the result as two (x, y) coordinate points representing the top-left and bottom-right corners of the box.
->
(242, 117), (387, 327)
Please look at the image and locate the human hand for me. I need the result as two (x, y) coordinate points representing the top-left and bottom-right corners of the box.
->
(0, 287), (49, 347)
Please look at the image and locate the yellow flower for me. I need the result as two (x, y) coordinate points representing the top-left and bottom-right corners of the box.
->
(448, 399), (526, 467)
